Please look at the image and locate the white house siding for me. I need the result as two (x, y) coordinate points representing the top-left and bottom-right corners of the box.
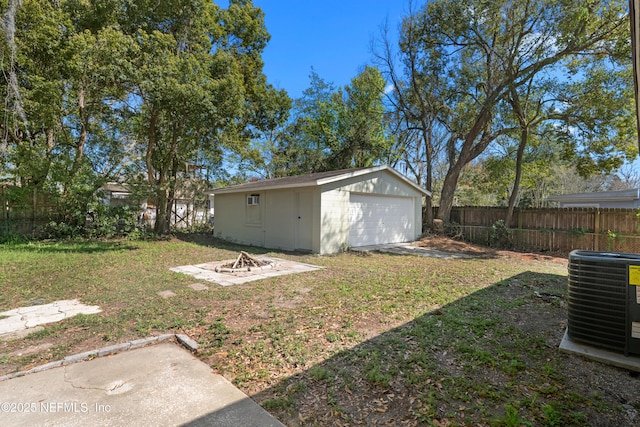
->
(558, 201), (640, 209)
(319, 188), (351, 254)
(214, 188), (321, 252)
(214, 167), (426, 255)
(293, 189), (321, 253)
(213, 192), (266, 247)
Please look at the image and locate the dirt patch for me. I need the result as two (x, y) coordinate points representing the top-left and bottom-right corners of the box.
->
(414, 234), (568, 264)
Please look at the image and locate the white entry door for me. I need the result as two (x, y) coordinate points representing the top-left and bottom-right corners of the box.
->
(348, 194), (414, 247)
(295, 191), (313, 251)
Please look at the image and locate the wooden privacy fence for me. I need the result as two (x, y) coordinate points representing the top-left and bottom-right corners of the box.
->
(0, 186), (60, 236)
(439, 206), (640, 254)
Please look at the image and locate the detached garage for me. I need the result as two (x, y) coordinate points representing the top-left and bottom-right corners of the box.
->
(212, 165), (430, 255)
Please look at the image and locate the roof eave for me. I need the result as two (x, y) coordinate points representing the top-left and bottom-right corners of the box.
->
(211, 165), (431, 197)
(211, 181), (319, 195)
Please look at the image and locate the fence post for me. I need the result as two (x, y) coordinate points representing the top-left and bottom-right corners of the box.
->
(594, 209), (600, 251)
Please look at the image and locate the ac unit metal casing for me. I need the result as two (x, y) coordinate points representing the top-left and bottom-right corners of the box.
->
(567, 250), (640, 356)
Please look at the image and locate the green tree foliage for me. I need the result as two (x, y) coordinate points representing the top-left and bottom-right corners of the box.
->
(271, 66), (392, 176)
(325, 66), (392, 170)
(1, 0), (135, 223)
(1, 0), (288, 233)
(554, 62), (638, 175)
(385, 0), (630, 224)
(273, 69), (336, 176)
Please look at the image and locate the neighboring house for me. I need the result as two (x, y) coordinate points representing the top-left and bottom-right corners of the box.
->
(211, 165), (430, 255)
(547, 188), (640, 208)
(99, 182), (214, 228)
(100, 182), (132, 207)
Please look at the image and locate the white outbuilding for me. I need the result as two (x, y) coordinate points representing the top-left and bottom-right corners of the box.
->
(212, 165), (430, 254)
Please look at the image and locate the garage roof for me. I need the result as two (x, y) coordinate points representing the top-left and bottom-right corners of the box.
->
(211, 165), (431, 196)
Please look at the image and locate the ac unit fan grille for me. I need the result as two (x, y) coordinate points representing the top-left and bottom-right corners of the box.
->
(567, 258), (626, 352)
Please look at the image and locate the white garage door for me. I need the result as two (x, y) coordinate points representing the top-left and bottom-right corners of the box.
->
(348, 194), (415, 247)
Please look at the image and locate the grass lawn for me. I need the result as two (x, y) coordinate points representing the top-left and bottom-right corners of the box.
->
(1, 235), (638, 426)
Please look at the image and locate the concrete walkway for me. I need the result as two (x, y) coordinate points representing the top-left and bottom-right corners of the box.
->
(0, 300), (102, 339)
(0, 341), (284, 427)
(351, 242), (475, 259)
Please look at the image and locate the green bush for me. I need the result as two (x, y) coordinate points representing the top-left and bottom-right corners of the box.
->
(490, 220), (513, 249)
(35, 204), (143, 240)
(0, 225), (29, 244)
(38, 221), (83, 239)
(86, 204), (139, 238)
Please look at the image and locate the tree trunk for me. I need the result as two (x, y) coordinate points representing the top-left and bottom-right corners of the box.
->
(422, 119), (434, 230)
(70, 87), (87, 178)
(155, 186), (170, 234)
(437, 161), (465, 222)
(153, 124), (180, 234)
(437, 105), (495, 223)
(505, 126), (527, 226)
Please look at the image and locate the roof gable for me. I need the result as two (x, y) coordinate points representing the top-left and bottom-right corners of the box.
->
(211, 165), (430, 196)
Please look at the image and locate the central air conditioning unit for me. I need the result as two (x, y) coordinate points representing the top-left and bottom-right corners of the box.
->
(567, 250), (640, 356)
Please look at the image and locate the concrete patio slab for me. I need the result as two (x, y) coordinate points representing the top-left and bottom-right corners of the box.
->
(170, 256), (324, 286)
(0, 341), (284, 427)
(157, 290), (177, 298)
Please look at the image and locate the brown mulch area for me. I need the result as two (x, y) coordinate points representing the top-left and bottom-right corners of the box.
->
(412, 234), (568, 264)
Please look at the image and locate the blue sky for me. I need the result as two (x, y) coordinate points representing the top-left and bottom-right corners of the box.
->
(218, 1), (640, 170)
(229, 1), (410, 99)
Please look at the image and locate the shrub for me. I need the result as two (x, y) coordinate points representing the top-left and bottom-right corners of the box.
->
(490, 220), (512, 249)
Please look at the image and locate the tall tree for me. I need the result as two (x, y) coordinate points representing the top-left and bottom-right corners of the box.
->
(554, 60), (638, 176)
(272, 66), (392, 177)
(376, 5), (450, 228)
(271, 69), (337, 176)
(1, 0), (289, 233)
(324, 66), (392, 169)
(390, 0), (629, 224)
(1, 0), (135, 222)
(125, 0), (289, 233)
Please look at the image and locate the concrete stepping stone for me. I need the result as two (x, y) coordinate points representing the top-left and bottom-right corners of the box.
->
(188, 283), (209, 291)
(158, 290), (177, 298)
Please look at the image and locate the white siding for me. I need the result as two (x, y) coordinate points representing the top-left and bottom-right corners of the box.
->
(319, 188), (351, 254)
(214, 188), (321, 252)
(213, 193), (265, 247)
